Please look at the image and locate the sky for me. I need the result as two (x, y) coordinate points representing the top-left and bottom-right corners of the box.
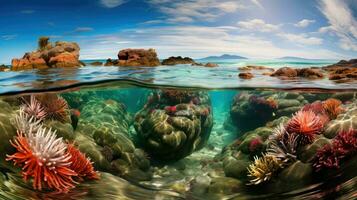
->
(0, 0), (356, 63)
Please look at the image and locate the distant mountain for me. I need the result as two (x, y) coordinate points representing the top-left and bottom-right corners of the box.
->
(199, 54), (248, 60)
(277, 56), (320, 61)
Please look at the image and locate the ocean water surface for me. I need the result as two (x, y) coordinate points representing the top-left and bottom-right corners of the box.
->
(0, 59), (355, 200)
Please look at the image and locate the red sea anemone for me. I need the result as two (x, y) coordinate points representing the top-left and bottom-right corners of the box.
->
(313, 129), (356, 172)
(67, 144), (99, 181)
(249, 137), (263, 153)
(286, 110), (323, 145)
(7, 127), (77, 192)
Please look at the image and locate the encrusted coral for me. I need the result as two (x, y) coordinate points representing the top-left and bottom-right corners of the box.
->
(7, 126), (77, 192)
(322, 98), (343, 120)
(286, 110), (323, 145)
(313, 129), (357, 172)
(247, 154), (283, 185)
(160, 90), (197, 105)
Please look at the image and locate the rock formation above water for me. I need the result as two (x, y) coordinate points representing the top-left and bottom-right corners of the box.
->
(162, 56), (196, 65)
(322, 59), (357, 82)
(105, 48), (160, 67)
(11, 37), (84, 71)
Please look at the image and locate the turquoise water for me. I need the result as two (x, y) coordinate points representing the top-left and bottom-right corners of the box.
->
(0, 59), (355, 200)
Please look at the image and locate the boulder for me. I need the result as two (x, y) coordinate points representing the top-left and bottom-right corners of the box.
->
(238, 72), (254, 79)
(162, 56), (196, 65)
(11, 38), (83, 70)
(89, 61), (103, 66)
(297, 68), (324, 79)
(271, 67), (298, 78)
(113, 48), (160, 67)
(322, 59), (357, 82)
(204, 62), (219, 67)
(271, 67), (324, 79)
(0, 64), (8, 71)
(238, 65), (274, 71)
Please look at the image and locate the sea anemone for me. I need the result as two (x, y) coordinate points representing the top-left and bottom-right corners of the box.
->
(67, 144), (99, 181)
(6, 126), (77, 192)
(286, 110), (323, 145)
(323, 98), (343, 120)
(302, 101), (324, 115)
(36, 94), (70, 123)
(12, 107), (42, 134)
(22, 95), (47, 121)
(313, 129), (356, 172)
(247, 154), (283, 185)
(267, 123), (298, 164)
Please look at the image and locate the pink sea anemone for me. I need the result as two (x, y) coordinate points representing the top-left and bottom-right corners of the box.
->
(286, 110), (323, 145)
(313, 129), (357, 172)
(7, 127), (77, 192)
(249, 137), (263, 153)
(22, 95), (47, 121)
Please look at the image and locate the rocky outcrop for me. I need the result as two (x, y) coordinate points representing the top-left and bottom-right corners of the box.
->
(204, 62), (219, 67)
(162, 56), (196, 65)
(322, 59), (357, 82)
(89, 61), (103, 66)
(134, 90), (213, 160)
(11, 38), (83, 71)
(271, 67), (324, 79)
(238, 65), (274, 71)
(105, 48), (160, 67)
(0, 64), (8, 71)
(238, 72), (254, 79)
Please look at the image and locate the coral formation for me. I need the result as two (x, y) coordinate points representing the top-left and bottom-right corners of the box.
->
(247, 154), (283, 185)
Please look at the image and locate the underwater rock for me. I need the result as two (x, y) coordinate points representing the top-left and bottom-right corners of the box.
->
(230, 92), (278, 132)
(324, 102), (357, 139)
(162, 56), (196, 65)
(11, 38), (83, 70)
(77, 98), (152, 179)
(105, 48), (160, 67)
(134, 90), (213, 160)
(239, 72), (254, 79)
(206, 177), (243, 195)
(44, 120), (75, 140)
(298, 136), (331, 163)
(0, 101), (17, 159)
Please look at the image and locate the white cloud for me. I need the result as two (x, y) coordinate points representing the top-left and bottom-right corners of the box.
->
(78, 25), (341, 60)
(100, 0), (126, 8)
(237, 19), (280, 32)
(251, 0), (263, 9)
(294, 19), (315, 28)
(1, 35), (17, 40)
(278, 33), (323, 45)
(148, 0), (255, 23)
(318, 0), (357, 51)
(74, 27), (94, 32)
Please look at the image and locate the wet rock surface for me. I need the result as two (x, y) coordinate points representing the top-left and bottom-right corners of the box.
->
(162, 56), (196, 65)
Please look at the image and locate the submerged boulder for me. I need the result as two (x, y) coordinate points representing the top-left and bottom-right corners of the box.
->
(134, 90), (213, 160)
(11, 37), (83, 70)
(271, 67), (324, 79)
(76, 98), (151, 180)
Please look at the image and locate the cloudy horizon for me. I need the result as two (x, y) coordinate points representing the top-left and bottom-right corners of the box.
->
(0, 0), (356, 63)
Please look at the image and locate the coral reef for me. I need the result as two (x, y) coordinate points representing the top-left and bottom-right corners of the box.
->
(247, 154), (283, 185)
(134, 90), (213, 160)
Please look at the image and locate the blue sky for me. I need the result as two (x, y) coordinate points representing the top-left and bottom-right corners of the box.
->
(0, 0), (356, 63)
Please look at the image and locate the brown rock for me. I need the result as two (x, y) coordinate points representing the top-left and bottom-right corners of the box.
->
(205, 62), (219, 67)
(0, 64), (8, 71)
(116, 48), (160, 67)
(162, 56), (196, 65)
(89, 61), (103, 66)
(322, 59), (357, 82)
(238, 72), (254, 79)
(271, 67), (298, 78)
(297, 68), (324, 79)
(11, 37), (83, 70)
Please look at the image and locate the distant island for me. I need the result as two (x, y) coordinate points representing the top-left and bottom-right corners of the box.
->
(199, 54), (248, 60)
